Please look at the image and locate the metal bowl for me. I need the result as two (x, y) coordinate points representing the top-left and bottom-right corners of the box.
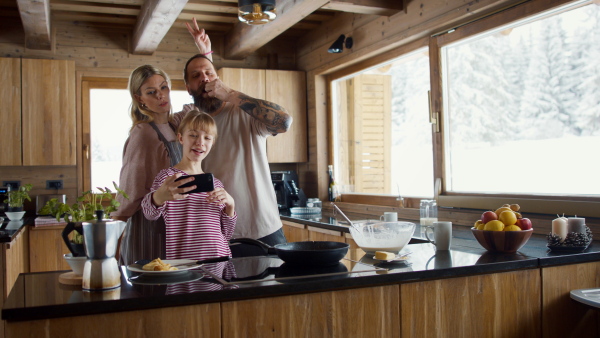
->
(349, 221), (416, 254)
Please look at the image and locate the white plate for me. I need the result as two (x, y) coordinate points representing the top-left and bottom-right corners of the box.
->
(127, 259), (201, 275)
(371, 253), (411, 263)
(129, 271), (204, 285)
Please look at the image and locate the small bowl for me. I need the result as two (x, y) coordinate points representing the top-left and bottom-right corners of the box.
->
(64, 253), (87, 276)
(349, 221), (416, 254)
(5, 211), (25, 221)
(471, 228), (533, 253)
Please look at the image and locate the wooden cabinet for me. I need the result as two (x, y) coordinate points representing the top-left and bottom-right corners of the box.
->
(281, 220), (308, 242)
(28, 226), (71, 272)
(22, 59), (76, 166)
(1, 226), (30, 337)
(0, 58), (22, 166)
(217, 68), (307, 163)
(0, 57), (76, 166)
(541, 261), (600, 338)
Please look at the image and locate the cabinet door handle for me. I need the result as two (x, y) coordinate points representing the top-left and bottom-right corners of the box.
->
(83, 144), (89, 160)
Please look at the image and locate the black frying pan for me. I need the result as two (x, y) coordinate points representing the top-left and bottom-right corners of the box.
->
(229, 238), (349, 267)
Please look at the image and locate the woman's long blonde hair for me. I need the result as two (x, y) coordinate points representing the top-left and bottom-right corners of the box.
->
(128, 65), (172, 128)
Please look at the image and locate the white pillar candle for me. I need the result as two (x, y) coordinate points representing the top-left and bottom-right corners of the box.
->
(552, 217), (568, 242)
(567, 217), (586, 235)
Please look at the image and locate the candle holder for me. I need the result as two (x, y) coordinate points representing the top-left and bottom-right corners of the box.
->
(547, 226), (593, 252)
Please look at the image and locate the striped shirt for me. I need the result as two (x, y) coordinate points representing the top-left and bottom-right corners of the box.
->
(142, 168), (237, 260)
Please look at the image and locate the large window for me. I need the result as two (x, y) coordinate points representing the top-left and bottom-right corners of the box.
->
(83, 79), (190, 191)
(441, 1), (600, 198)
(331, 48), (433, 198)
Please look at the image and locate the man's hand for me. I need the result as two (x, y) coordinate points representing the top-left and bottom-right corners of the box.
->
(186, 18), (212, 62)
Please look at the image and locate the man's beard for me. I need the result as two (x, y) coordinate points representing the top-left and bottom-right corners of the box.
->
(192, 88), (223, 114)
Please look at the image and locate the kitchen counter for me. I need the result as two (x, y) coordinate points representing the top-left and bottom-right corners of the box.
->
(2, 219), (598, 322)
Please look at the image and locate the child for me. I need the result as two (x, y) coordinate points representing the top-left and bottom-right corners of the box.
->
(142, 110), (236, 260)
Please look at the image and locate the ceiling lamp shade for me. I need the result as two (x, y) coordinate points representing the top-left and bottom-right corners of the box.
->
(238, 0), (277, 25)
(328, 34), (353, 53)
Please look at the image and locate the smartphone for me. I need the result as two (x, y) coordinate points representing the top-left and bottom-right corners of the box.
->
(175, 173), (215, 194)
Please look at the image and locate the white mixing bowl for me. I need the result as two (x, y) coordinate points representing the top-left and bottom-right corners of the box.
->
(349, 221), (416, 254)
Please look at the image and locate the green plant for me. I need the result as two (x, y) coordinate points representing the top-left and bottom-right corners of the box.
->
(3, 184), (33, 209)
(39, 182), (128, 244)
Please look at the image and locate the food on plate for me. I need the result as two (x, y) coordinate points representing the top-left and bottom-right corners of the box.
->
(476, 204), (534, 231)
(375, 251), (396, 260)
(142, 258), (178, 271)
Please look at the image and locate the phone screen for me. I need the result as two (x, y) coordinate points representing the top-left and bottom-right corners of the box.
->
(175, 173), (215, 194)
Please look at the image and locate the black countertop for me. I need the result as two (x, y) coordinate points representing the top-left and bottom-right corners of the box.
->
(2, 211), (598, 322)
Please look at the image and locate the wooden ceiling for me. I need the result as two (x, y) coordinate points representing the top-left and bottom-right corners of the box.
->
(0, 0), (403, 59)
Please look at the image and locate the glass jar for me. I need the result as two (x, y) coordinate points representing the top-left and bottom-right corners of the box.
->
(306, 198), (322, 209)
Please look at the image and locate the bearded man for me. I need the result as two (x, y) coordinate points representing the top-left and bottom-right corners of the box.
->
(181, 54), (293, 256)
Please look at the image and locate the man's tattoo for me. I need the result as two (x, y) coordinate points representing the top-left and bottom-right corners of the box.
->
(238, 94), (291, 133)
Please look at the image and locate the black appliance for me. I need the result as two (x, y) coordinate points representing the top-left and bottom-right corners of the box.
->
(0, 187), (7, 214)
(271, 171), (306, 210)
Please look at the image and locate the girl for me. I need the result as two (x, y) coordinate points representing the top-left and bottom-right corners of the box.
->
(142, 110), (236, 260)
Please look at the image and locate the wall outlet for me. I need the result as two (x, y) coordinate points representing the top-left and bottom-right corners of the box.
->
(2, 181), (21, 190)
(46, 180), (64, 190)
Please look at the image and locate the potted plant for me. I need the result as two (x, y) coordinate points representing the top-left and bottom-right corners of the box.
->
(3, 184), (33, 221)
(40, 181), (128, 257)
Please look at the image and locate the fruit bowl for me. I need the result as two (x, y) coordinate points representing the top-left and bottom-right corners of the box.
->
(471, 228), (533, 253)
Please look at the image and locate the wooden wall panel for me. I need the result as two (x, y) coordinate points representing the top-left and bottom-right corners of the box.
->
(222, 285), (400, 337)
(0, 57), (22, 166)
(542, 261), (600, 338)
(3, 227), (29, 299)
(0, 166), (78, 213)
(401, 269), (541, 337)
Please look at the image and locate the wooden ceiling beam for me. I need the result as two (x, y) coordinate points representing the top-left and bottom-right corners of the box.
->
(16, 0), (52, 50)
(131, 0), (189, 55)
(224, 0), (329, 60)
(322, 0), (403, 16)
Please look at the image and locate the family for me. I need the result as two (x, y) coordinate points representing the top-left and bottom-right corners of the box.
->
(111, 18), (293, 265)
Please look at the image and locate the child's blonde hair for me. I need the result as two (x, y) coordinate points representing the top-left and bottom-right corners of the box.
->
(178, 109), (218, 142)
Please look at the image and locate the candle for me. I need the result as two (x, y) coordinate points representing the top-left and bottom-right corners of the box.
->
(552, 217), (568, 242)
(567, 217), (586, 235)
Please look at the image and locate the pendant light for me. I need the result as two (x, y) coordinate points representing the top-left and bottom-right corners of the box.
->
(238, 0), (277, 25)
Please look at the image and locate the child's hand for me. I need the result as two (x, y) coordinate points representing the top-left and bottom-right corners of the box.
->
(152, 174), (194, 206)
(206, 188), (235, 217)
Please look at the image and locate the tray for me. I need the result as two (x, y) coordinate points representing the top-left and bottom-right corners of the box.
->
(547, 243), (590, 253)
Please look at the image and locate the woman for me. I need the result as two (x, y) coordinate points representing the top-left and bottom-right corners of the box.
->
(113, 19), (213, 265)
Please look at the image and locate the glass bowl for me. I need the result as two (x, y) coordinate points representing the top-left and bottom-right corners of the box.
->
(349, 221), (416, 254)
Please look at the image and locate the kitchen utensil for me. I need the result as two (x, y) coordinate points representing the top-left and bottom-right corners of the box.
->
(82, 219), (126, 290)
(349, 221), (415, 254)
(471, 228), (533, 253)
(425, 221), (452, 250)
(331, 203), (361, 232)
(229, 238), (349, 267)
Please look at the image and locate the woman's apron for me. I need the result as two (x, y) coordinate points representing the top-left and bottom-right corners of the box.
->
(118, 122), (182, 266)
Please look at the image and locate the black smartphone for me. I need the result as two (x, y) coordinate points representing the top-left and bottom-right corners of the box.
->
(175, 173), (215, 194)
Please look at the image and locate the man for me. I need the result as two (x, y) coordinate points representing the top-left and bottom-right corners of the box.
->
(182, 53), (293, 256)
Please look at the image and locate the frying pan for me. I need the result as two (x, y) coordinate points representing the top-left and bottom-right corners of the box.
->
(229, 238), (349, 267)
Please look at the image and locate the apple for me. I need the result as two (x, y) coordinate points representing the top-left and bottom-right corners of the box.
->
(516, 218), (533, 230)
(481, 211), (498, 224)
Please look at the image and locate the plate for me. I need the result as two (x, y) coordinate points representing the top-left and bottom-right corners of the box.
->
(372, 253), (411, 263)
(127, 259), (202, 275)
(290, 207), (321, 214)
(547, 244), (590, 253)
(129, 271), (204, 285)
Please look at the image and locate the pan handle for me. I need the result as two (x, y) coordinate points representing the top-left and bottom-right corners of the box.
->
(229, 238), (276, 255)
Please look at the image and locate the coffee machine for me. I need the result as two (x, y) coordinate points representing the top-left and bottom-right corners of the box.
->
(271, 171), (307, 210)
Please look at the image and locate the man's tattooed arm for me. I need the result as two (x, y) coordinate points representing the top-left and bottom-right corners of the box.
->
(237, 93), (293, 134)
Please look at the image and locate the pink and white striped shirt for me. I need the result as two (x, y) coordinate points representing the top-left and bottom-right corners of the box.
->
(142, 168), (237, 260)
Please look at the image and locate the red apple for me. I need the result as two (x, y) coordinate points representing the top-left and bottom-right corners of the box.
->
(481, 211), (498, 224)
(516, 218), (533, 230)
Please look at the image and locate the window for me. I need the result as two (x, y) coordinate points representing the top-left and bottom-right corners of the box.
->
(331, 48), (433, 198)
(83, 79), (190, 191)
(440, 1), (600, 197)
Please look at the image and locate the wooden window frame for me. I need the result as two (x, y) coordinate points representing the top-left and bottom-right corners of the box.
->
(430, 0), (600, 217)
